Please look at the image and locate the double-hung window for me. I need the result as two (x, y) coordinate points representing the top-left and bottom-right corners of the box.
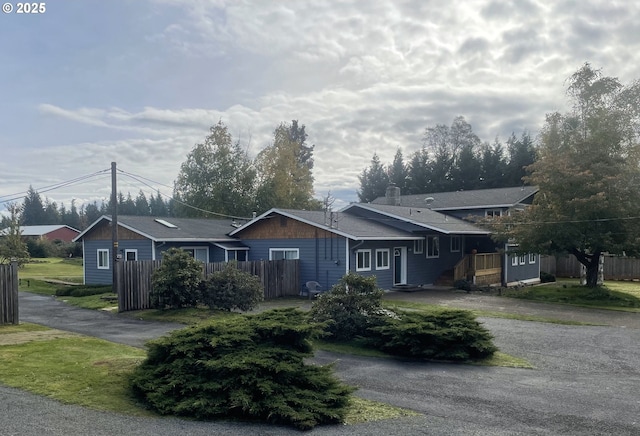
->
(426, 236), (439, 258)
(450, 236), (461, 252)
(97, 249), (109, 269)
(529, 253), (536, 264)
(414, 239), (424, 254)
(356, 249), (371, 271)
(124, 249), (137, 261)
(182, 247), (209, 263)
(269, 248), (299, 260)
(375, 249), (390, 270)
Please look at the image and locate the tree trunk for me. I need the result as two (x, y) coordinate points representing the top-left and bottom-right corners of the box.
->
(572, 249), (602, 288)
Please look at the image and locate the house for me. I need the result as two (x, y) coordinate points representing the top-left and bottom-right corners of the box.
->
(73, 216), (248, 285)
(372, 185), (541, 286)
(231, 186), (541, 290)
(0, 225), (80, 243)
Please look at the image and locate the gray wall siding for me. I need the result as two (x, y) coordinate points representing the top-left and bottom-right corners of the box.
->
(348, 237), (466, 289)
(505, 251), (540, 284)
(84, 239), (153, 285)
(243, 237), (347, 290)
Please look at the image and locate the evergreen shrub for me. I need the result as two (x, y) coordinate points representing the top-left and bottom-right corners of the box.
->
(308, 272), (390, 341)
(369, 310), (497, 361)
(201, 262), (263, 311)
(130, 308), (354, 430)
(150, 248), (202, 309)
(55, 285), (112, 297)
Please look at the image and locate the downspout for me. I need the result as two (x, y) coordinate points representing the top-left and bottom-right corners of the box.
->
(349, 239), (365, 274)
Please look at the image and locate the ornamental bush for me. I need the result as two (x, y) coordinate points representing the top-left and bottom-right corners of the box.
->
(150, 248), (203, 309)
(130, 308), (354, 430)
(368, 309), (497, 361)
(308, 272), (391, 341)
(201, 262), (263, 311)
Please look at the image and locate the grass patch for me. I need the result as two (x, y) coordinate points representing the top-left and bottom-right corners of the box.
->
(125, 307), (238, 324)
(0, 322), (50, 334)
(0, 334), (148, 415)
(18, 278), (59, 295)
(475, 351), (534, 369)
(345, 397), (420, 424)
(19, 258), (83, 282)
(57, 293), (119, 311)
(502, 280), (640, 312)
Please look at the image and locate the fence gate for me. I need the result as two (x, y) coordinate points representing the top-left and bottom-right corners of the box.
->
(0, 262), (19, 325)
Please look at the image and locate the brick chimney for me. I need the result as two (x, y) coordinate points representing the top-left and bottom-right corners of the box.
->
(385, 185), (401, 206)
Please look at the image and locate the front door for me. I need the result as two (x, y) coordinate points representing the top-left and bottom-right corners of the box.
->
(393, 247), (407, 285)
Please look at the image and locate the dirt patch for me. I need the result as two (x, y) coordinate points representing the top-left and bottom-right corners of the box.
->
(0, 330), (80, 346)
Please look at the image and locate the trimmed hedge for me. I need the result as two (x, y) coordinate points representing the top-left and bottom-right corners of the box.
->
(201, 262), (263, 311)
(130, 308), (354, 430)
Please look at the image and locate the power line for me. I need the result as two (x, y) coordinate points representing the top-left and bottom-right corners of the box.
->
(0, 169), (111, 205)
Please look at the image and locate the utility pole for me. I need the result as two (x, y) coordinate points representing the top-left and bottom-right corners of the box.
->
(111, 162), (119, 308)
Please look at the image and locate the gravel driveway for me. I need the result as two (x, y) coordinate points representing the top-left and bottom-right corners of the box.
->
(3, 290), (639, 435)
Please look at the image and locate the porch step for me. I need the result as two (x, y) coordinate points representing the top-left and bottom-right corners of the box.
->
(434, 269), (455, 287)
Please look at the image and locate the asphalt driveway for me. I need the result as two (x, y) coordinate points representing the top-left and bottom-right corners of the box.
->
(4, 290), (640, 435)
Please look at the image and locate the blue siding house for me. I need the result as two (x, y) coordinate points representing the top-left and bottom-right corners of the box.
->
(74, 216), (247, 285)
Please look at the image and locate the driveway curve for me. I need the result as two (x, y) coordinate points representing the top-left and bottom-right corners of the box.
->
(4, 290), (639, 435)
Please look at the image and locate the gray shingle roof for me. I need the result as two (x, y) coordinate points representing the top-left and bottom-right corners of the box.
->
(230, 209), (421, 240)
(372, 186), (539, 210)
(75, 216), (240, 242)
(346, 204), (489, 235)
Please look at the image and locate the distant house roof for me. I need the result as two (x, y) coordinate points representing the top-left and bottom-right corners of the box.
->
(372, 186), (539, 211)
(344, 203), (490, 235)
(1, 225), (80, 239)
(230, 208), (423, 241)
(74, 216), (241, 243)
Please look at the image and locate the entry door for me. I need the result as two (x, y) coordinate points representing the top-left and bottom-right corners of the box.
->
(393, 247), (407, 285)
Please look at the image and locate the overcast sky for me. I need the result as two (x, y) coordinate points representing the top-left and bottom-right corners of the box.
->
(1, 0), (639, 213)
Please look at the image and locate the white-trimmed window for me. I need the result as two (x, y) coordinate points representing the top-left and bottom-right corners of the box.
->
(227, 249), (248, 262)
(356, 249), (372, 271)
(97, 249), (109, 269)
(414, 239), (424, 254)
(450, 236), (461, 252)
(182, 247), (209, 263)
(375, 249), (390, 270)
(124, 249), (138, 261)
(426, 236), (439, 258)
(519, 254), (526, 265)
(485, 209), (502, 218)
(269, 248), (299, 260)
(529, 253), (536, 264)
(511, 255), (518, 266)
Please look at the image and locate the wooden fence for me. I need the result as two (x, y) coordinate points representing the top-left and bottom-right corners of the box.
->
(0, 262), (19, 325)
(117, 259), (300, 312)
(541, 254), (640, 280)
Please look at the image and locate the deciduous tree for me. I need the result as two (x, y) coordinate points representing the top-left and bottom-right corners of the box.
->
(174, 121), (256, 218)
(490, 64), (640, 287)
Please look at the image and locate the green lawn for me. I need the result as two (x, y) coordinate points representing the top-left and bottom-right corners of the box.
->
(19, 258), (83, 283)
(502, 279), (640, 311)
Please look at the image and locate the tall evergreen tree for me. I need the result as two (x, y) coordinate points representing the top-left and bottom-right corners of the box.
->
(387, 148), (408, 193)
(505, 132), (537, 186)
(357, 153), (389, 202)
(22, 186), (47, 225)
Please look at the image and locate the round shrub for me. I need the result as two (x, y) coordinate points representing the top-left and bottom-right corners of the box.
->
(201, 262), (263, 311)
(368, 309), (498, 361)
(150, 248), (203, 309)
(130, 308), (354, 430)
(540, 271), (556, 283)
(309, 272), (391, 341)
